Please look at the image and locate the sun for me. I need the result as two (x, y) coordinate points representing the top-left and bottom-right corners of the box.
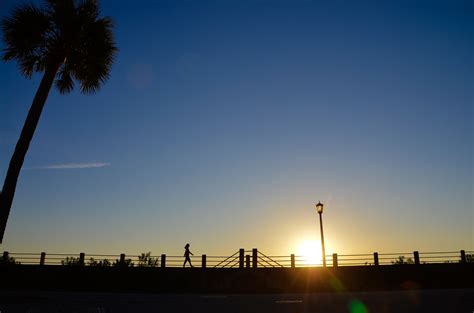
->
(297, 240), (322, 266)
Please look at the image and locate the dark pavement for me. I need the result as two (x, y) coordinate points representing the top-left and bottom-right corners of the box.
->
(0, 289), (473, 313)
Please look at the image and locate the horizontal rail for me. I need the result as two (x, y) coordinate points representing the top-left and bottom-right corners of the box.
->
(2, 249), (471, 268)
(337, 253), (374, 257)
(377, 252), (412, 256)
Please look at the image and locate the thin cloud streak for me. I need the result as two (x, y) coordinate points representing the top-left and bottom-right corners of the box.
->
(25, 162), (111, 170)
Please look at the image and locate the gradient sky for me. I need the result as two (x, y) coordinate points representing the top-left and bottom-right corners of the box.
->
(0, 0), (472, 258)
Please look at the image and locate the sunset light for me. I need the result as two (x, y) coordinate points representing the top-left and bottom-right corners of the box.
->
(0, 0), (471, 309)
(297, 240), (322, 266)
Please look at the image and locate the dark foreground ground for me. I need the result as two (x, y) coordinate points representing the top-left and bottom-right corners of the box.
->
(2, 264), (473, 293)
(0, 289), (473, 313)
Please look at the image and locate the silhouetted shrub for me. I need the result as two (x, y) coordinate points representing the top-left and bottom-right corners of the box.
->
(61, 256), (81, 266)
(113, 258), (134, 267)
(0, 255), (20, 265)
(88, 257), (111, 267)
(391, 256), (414, 265)
(137, 252), (159, 267)
(466, 254), (473, 263)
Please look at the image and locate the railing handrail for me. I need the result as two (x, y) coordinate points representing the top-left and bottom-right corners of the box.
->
(2, 249), (471, 267)
(257, 251), (283, 267)
(223, 256), (240, 268)
(213, 250), (240, 268)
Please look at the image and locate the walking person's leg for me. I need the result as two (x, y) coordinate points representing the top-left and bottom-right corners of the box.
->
(184, 256), (191, 267)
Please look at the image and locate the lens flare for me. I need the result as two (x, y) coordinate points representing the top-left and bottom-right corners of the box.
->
(349, 299), (368, 313)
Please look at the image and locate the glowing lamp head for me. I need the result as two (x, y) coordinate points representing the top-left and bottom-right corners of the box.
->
(316, 201), (324, 214)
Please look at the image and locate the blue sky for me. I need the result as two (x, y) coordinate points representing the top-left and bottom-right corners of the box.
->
(0, 0), (472, 257)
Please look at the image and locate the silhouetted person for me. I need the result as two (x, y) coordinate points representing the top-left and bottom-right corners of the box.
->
(183, 243), (194, 268)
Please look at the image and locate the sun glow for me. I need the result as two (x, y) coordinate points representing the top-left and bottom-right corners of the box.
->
(297, 240), (322, 266)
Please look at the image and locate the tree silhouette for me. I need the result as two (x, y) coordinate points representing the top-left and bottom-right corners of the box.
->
(0, 0), (117, 242)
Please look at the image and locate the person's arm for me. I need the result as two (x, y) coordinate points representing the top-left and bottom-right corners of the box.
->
(191, 251), (194, 256)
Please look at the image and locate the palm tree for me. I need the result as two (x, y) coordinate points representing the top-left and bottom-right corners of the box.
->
(0, 0), (117, 243)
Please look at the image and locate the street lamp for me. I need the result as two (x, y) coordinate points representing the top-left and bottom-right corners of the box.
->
(315, 201), (326, 267)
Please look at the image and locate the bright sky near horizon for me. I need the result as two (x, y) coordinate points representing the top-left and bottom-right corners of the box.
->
(0, 0), (472, 259)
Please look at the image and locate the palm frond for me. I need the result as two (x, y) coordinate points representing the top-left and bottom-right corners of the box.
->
(18, 55), (41, 78)
(44, 0), (75, 22)
(2, 0), (116, 92)
(1, 3), (51, 75)
(55, 66), (74, 94)
(77, 0), (100, 21)
(69, 16), (117, 94)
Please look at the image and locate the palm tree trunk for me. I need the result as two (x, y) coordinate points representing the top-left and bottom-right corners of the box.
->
(0, 63), (60, 243)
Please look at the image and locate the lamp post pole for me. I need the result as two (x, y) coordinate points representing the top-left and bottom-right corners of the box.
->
(316, 201), (326, 267)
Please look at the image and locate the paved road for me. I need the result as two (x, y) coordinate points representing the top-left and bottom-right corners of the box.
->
(0, 289), (473, 313)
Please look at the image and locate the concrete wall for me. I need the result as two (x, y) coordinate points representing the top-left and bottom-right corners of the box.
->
(0, 264), (472, 293)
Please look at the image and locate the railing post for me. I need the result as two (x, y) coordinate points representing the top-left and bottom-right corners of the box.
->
(79, 253), (85, 266)
(120, 253), (126, 265)
(460, 250), (466, 263)
(40, 252), (46, 265)
(201, 254), (206, 268)
(252, 248), (257, 268)
(2, 251), (8, 264)
(414, 251), (420, 265)
(290, 254), (295, 268)
(161, 254), (166, 268)
(333, 253), (338, 267)
(373, 252), (379, 266)
(245, 255), (250, 268)
(239, 249), (244, 268)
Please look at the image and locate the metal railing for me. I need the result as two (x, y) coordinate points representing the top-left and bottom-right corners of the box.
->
(212, 250), (240, 268)
(1, 249), (472, 268)
(257, 251), (284, 268)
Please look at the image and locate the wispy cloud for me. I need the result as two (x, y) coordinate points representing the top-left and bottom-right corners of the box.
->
(25, 162), (111, 170)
